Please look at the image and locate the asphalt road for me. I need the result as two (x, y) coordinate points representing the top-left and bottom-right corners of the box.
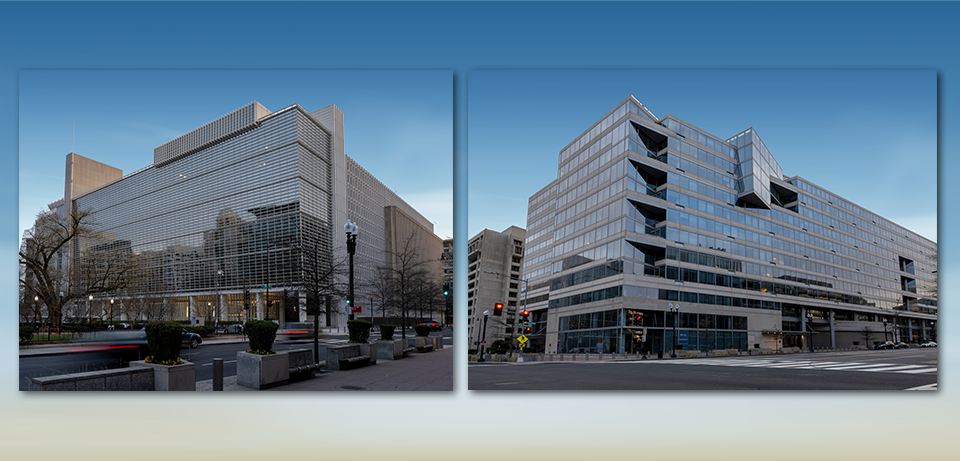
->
(468, 348), (938, 390)
(20, 328), (453, 390)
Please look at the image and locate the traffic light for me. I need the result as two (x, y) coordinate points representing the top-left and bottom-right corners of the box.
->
(443, 283), (449, 296)
(244, 290), (250, 302)
(493, 302), (503, 316)
(525, 326), (532, 333)
(521, 309), (530, 322)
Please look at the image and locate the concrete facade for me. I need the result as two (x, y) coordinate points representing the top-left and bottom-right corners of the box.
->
(466, 226), (526, 349)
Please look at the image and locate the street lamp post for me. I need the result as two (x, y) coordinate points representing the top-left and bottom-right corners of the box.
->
(88, 295), (93, 332)
(345, 220), (359, 321)
(882, 318), (889, 342)
(669, 304), (679, 358)
(477, 310), (490, 362)
(33, 295), (39, 332)
(807, 313), (814, 352)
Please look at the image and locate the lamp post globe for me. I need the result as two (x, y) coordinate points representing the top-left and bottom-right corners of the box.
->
(345, 220), (359, 321)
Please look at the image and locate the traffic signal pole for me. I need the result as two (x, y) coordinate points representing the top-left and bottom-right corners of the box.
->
(478, 310), (489, 362)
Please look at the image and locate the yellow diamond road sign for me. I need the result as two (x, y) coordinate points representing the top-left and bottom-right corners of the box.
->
(518, 335), (529, 343)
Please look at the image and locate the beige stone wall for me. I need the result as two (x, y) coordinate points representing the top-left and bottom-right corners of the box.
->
(384, 205), (443, 280)
(65, 153), (122, 202)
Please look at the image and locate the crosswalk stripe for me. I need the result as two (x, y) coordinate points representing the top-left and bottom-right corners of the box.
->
(611, 358), (937, 375)
(899, 368), (937, 374)
(861, 365), (926, 372)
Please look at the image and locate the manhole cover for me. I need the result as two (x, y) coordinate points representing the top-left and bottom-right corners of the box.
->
(340, 385), (367, 390)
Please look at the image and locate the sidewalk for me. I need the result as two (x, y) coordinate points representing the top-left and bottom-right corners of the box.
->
(197, 345), (454, 392)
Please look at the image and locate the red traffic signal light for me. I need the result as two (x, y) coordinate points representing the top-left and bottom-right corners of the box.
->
(494, 303), (504, 316)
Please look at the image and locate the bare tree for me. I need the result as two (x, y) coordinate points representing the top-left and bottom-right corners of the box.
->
(20, 208), (141, 334)
(364, 265), (395, 323)
(378, 233), (438, 340)
(295, 237), (349, 364)
(859, 326), (873, 347)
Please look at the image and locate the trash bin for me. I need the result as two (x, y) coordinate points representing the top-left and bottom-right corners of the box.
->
(657, 350), (663, 359)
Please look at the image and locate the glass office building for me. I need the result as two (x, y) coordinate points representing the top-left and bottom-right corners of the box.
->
(522, 96), (937, 354)
(55, 101), (441, 327)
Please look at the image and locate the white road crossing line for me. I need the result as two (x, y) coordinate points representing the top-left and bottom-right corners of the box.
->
(821, 363), (902, 371)
(812, 362), (866, 368)
(861, 365), (927, 372)
(897, 368), (937, 374)
(614, 358), (937, 375)
(904, 383), (937, 390)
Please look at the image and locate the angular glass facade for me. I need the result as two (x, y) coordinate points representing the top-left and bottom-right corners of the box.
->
(523, 96), (937, 354)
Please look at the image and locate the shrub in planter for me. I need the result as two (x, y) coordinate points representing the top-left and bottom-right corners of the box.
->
(414, 325), (432, 337)
(348, 320), (374, 343)
(144, 321), (184, 365)
(379, 324), (396, 341)
(245, 320), (279, 354)
(19, 326), (34, 343)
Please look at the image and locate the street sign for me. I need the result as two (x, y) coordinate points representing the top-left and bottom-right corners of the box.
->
(351, 304), (361, 314)
(517, 334), (529, 343)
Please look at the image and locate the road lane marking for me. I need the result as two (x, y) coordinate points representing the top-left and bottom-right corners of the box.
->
(812, 363), (898, 371)
(862, 365), (927, 372)
(897, 368), (937, 374)
(611, 358), (938, 375)
(904, 384), (937, 390)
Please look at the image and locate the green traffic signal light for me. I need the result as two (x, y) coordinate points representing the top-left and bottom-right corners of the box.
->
(443, 290), (449, 296)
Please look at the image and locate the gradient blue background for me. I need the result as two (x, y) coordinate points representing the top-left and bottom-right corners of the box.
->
(2, 2), (956, 460)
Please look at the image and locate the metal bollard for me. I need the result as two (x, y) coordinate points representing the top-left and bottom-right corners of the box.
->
(213, 358), (223, 391)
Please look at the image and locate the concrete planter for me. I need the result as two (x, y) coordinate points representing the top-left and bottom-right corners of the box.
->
(236, 351), (289, 390)
(325, 344), (370, 370)
(377, 339), (404, 361)
(130, 360), (196, 391)
(357, 343), (377, 365)
(407, 336), (427, 350)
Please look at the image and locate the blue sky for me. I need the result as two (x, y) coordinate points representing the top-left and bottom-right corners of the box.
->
(18, 70), (453, 239)
(1, 1), (958, 459)
(468, 70), (937, 243)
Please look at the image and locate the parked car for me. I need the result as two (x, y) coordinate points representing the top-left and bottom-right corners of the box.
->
(893, 342), (909, 349)
(419, 320), (442, 331)
(180, 328), (202, 348)
(874, 341), (895, 350)
(920, 341), (937, 348)
(219, 324), (244, 334)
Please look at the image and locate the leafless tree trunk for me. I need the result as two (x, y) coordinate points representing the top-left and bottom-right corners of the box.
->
(295, 236), (349, 364)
